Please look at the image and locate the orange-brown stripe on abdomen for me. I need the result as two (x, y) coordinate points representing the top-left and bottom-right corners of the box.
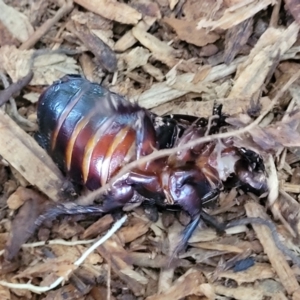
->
(69, 123), (95, 184)
(105, 128), (136, 184)
(85, 131), (120, 190)
(51, 87), (87, 151)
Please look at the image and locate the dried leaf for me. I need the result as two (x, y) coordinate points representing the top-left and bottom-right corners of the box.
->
(164, 18), (220, 47)
(5, 197), (53, 261)
(0, 46), (80, 85)
(7, 187), (41, 210)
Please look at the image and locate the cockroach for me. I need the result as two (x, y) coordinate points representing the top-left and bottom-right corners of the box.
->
(35, 75), (269, 252)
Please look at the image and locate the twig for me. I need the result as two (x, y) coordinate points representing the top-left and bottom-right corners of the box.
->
(7, 95), (37, 130)
(0, 71), (36, 130)
(0, 237), (98, 257)
(0, 71), (33, 106)
(76, 70), (300, 205)
(19, 0), (74, 50)
(269, 0), (282, 27)
(226, 217), (300, 267)
(0, 215), (127, 294)
(204, 115), (219, 136)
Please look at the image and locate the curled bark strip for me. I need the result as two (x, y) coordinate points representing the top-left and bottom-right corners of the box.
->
(226, 217), (300, 267)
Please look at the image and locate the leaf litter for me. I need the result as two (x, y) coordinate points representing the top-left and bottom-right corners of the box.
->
(0, 0), (300, 299)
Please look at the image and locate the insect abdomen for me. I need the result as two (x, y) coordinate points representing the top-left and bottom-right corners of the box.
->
(37, 75), (150, 190)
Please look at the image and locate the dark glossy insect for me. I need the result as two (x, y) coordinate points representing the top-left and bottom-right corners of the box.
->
(36, 75), (269, 252)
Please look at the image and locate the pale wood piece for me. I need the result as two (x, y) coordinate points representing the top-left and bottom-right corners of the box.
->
(74, 0), (141, 25)
(245, 202), (300, 295)
(97, 236), (148, 296)
(0, 109), (64, 201)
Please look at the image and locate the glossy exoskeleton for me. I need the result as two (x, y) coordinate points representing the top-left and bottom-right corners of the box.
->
(36, 75), (269, 251)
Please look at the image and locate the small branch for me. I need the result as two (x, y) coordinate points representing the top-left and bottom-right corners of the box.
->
(0, 68), (36, 130)
(19, 0), (74, 50)
(0, 71), (33, 106)
(0, 238), (97, 257)
(205, 115), (219, 136)
(0, 215), (127, 294)
(76, 70), (300, 205)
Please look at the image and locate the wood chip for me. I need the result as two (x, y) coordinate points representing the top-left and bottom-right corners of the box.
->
(245, 202), (300, 294)
(117, 219), (150, 243)
(71, 22), (117, 72)
(114, 17), (157, 52)
(134, 56), (245, 109)
(132, 26), (178, 67)
(119, 47), (151, 72)
(97, 237), (148, 296)
(0, 286), (10, 300)
(147, 269), (214, 300)
(0, 110), (64, 201)
(223, 17), (253, 64)
(191, 241), (245, 253)
(2, 1), (300, 299)
(81, 214), (114, 239)
(215, 284), (265, 300)
(218, 263), (275, 285)
(197, 0), (275, 30)
(152, 96), (271, 118)
(74, 0), (142, 25)
(229, 22), (299, 99)
(0, 0), (33, 42)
